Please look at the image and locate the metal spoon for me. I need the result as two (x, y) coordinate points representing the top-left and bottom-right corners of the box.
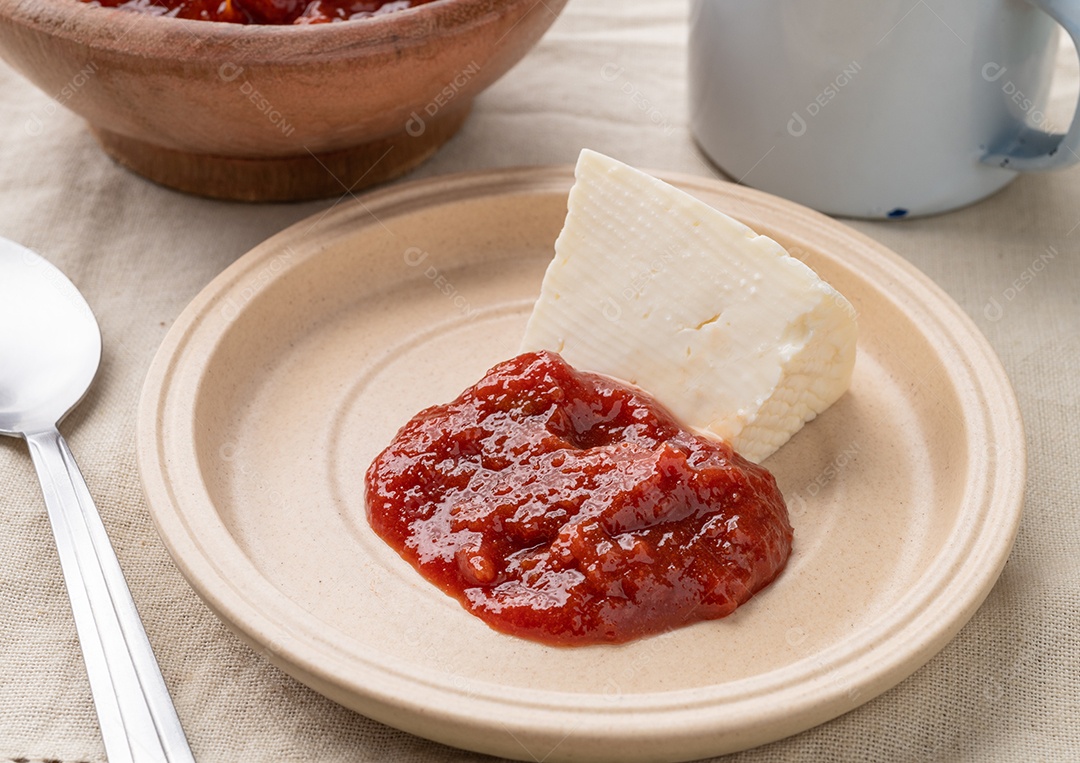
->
(0, 238), (195, 763)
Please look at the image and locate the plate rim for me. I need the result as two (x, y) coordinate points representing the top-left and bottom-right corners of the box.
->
(136, 165), (1026, 760)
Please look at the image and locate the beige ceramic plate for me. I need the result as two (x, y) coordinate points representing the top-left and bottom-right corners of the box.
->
(137, 167), (1024, 762)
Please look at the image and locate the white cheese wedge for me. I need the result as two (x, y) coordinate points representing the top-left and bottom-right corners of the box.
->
(520, 149), (857, 463)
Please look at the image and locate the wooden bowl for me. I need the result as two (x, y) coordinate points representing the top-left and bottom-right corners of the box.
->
(0, 0), (566, 200)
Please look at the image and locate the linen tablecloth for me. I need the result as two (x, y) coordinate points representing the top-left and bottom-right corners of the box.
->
(1, 1), (1078, 760)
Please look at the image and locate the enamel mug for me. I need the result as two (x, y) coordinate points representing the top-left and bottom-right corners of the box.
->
(689, 0), (1080, 218)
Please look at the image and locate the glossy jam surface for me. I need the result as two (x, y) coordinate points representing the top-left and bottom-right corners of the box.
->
(365, 351), (793, 646)
(81, 0), (436, 25)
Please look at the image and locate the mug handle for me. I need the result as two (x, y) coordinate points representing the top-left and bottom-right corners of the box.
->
(982, 0), (1080, 171)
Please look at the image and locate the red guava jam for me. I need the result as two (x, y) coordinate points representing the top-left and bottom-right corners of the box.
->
(365, 351), (792, 646)
(81, 0), (437, 25)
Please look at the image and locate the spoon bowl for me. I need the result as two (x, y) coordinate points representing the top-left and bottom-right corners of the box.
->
(0, 237), (194, 763)
(0, 240), (100, 434)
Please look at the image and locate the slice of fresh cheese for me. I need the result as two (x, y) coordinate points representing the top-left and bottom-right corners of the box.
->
(520, 149), (857, 463)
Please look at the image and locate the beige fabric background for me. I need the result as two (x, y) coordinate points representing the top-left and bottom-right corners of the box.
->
(1, 1), (1078, 761)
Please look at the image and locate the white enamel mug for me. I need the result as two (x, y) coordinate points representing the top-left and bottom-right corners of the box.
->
(689, 0), (1080, 218)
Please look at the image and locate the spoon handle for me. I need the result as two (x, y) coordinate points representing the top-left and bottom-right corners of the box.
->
(25, 427), (195, 763)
